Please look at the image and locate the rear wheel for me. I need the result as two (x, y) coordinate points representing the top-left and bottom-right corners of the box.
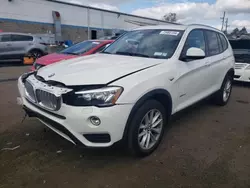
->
(128, 100), (167, 157)
(213, 74), (233, 106)
(29, 49), (43, 59)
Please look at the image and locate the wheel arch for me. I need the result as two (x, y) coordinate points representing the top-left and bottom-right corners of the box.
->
(122, 89), (172, 140)
(227, 68), (234, 78)
(28, 48), (44, 55)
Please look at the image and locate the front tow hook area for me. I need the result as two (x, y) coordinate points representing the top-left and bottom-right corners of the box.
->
(17, 97), (23, 106)
(22, 105), (37, 118)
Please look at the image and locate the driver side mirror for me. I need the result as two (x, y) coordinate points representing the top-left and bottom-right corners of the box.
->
(186, 47), (205, 60)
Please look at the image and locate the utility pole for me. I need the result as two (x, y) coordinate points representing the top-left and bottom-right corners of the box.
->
(225, 18), (229, 34)
(220, 11), (225, 31)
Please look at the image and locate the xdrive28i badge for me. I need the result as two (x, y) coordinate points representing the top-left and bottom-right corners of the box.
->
(48, 73), (55, 78)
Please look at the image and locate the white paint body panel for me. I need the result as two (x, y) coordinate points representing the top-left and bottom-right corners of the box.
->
(37, 54), (162, 85)
(234, 63), (250, 82)
(17, 25), (235, 147)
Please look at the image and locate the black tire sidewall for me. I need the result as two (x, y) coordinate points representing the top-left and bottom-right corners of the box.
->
(128, 100), (167, 156)
(30, 50), (43, 59)
(217, 75), (233, 105)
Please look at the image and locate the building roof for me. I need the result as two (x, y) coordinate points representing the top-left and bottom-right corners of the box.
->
(47, 0), (180, 25)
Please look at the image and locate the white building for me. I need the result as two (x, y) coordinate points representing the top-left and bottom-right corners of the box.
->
(0, 0), (174, 42)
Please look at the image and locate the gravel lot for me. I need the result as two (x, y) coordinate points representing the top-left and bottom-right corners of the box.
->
(0, 66), (250, 188)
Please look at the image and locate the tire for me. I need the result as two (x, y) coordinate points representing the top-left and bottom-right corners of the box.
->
(213, 74), (233, 106)
(127, 100), (167, 157)
(29, 50), (43, 59)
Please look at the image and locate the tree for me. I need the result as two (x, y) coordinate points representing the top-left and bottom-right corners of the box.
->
(162, 13), (177, 23)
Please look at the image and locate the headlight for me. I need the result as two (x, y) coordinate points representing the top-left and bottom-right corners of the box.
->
(63, 87), (123, 107)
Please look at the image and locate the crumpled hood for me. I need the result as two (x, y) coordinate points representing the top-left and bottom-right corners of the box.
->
(36, 53), (77, 65)
(37, 54), (162, 85)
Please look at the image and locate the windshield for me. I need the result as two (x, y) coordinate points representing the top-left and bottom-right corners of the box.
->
(229, 40), (250, 63)
(60, 41), (101, 55)
(102, 29), (184, 59)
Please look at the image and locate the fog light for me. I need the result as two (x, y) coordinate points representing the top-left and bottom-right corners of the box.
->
(89, 116), (101, 126)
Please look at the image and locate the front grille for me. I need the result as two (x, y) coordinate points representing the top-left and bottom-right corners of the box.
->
(36, 89), (61, 111)
(24, 79), (62, 111)
(24, 81), (36, 102)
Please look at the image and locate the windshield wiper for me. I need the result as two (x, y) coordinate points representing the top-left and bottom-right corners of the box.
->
(101, 51), (112, 54)
(115, 51), (150, 58)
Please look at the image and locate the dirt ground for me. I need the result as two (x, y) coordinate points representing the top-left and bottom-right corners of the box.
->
(0, 65), (250, 188)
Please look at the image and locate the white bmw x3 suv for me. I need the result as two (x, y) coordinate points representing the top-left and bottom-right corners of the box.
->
(18, 24), (235, 156)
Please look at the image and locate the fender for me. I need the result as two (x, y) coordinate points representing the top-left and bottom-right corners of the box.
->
(122, 89), (172, 140)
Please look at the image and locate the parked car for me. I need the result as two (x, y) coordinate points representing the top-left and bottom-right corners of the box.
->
(229, 39), (250, 82)
(17, 24), (234, 156)
(0, 32), (47, 61)
(31, 40), (113, 70)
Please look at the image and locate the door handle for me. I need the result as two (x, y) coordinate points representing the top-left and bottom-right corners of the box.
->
(6, 44), (11, 47)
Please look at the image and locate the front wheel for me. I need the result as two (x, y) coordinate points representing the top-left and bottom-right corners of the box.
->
(213, 74), (233, 106)
(127, 100), (167, 157)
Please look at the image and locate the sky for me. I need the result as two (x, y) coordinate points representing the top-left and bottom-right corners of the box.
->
(62, 0), (250, 31)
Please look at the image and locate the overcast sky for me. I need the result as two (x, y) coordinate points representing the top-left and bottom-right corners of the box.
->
(61, 0), (250, 31)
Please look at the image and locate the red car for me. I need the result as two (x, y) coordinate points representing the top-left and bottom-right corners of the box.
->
(31, 40), (114, 70)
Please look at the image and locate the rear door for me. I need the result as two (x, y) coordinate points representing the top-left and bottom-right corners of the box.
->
(0, 34), (12, 59)
(11, 34), (33, 57)
(204, 30), (227, 91)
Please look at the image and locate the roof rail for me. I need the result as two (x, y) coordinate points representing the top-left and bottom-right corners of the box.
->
(188, 24), (219, 31)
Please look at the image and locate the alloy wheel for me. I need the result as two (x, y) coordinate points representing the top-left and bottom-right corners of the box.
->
(138, 109), (163, 150)
(223, 79), (232, 102)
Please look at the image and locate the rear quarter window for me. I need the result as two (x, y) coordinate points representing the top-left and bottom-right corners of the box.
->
(205, 30), (221, 56)
(219, 34), (228, 51)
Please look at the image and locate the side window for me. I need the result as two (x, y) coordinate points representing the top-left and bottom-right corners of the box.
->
(219, 34), (228, 51)
(0, 34), (11, 42)
(11, 35), (33, 42)
(205, 31), (220, 56)
(181, 29), (206, 58)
